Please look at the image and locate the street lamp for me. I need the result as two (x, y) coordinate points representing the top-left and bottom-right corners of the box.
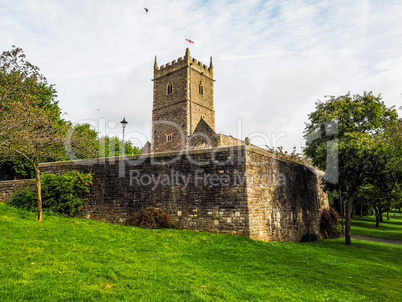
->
(120, 117), (128, 156)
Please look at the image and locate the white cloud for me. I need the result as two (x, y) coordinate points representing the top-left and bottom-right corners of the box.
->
(1, 0), (401, 152)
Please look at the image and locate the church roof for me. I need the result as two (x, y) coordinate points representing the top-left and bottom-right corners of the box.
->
(192, 117), (216, 136)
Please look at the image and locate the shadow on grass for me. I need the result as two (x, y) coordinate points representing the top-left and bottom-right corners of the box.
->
(352, 220), (402, 231)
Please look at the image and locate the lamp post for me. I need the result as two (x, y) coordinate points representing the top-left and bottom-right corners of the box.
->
(120, 117), (128, 156)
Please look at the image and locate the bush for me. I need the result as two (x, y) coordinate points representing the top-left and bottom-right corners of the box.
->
(9, 171), (92, 216)
(129, 208), (174, 229)
(320, 207), (341, 239)
(8, 189), (37, 212)
(300, 233), (319, 242)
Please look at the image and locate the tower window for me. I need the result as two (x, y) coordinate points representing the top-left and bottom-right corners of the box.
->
(166, 134), (173, 142)
(167, 81), (173, 95)
(198, 82), (203, 95)
(195, 140), (208, 149)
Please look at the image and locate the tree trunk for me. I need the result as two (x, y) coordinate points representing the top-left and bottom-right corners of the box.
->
(375, 210), (380, 227)
(359, 206), (363, 217)
(387, 209), (390, 220)
(345, 197), (354, 245)
(345, 173), (364, 245)
(34, 160), (42, 222)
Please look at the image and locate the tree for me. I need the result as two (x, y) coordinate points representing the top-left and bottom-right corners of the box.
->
(0, 159), (34, 180)
(359, 182), (401, 226)
(381, 119), (402, 180)
(63, 123), (99, 160)
(1, 46), (143, 221)
(97, 136), (141, 157)
(304, 92), (398, 245)
(359, 118), (402, 226)
(0, 46), (68, 221)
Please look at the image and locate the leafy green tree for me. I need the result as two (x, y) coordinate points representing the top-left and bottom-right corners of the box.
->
(304, 92), (398, 244)
(0, 121), (99, 180)
(0, 46), (98, 220)
(97, 136), (141, 157)
(0, 46), (67, 221)
(359, 182), (401, 226)
(0, 159), (34, 180)
(0, 45), (100, 168)
(0, 46), (141, 220)
(63, 123), (99, 160)
(381, 119), (402, 180)
(359, 119), (402, 225)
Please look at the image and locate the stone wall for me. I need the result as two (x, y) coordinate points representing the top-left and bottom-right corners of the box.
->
(40, 147), (250, 236)
(0, 146), (327, 241)
(0, 179), (35, 203)
(219, 134), (245, 147)
(36, 145), (327, 242)
(152, 102), (188, 152)
(245, 147), (327, 242)
(188, 67), (215, 133)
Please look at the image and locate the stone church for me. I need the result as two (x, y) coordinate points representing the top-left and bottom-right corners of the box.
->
(2, 48), (328, 242)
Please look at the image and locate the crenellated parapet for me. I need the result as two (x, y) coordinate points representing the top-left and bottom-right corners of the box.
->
(154, 48), (213, 80)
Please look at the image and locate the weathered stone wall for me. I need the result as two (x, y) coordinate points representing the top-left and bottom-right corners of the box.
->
(152, 102), (188, 152)
(245, 147), (328, 241)
(0, 179), (35, 203)
(188, 68), (215, 133)
(0, 146), (326, 242)
(40, 147), (250, 236)
(219, 134), (245, 147)
(35, 146), (326, 242)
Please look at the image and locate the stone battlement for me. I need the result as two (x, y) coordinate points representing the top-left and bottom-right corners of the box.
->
(154, 48), (213, 80)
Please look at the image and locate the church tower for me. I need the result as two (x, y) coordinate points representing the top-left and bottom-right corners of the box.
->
(152, 48), (215, 153)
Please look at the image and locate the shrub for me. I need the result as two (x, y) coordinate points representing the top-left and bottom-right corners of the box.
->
(300, 233), (319, 242)
(8, 189), (37, 212)
(9, 171), (92, 216)
(130, 207), (174, 229)
(320, 207), (341, 239)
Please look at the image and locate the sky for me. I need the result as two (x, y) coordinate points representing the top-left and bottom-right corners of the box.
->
(1, 0), (402, 152)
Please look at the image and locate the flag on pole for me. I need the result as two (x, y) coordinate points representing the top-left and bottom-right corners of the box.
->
(185, 38), (195, 44)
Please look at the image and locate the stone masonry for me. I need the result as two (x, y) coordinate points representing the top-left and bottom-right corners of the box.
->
(0, 179), (35, 203)
(0, 147), (327, 242)
(152, 48), (215, 153)
(35, 145), (327, 242)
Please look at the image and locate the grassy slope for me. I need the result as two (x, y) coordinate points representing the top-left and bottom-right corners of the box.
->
(0, 203), (401, 302)
(351, 211), (402, 241)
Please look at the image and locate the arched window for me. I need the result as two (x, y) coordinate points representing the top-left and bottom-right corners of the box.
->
(195, 140), (208, 149)
(167, 81), (173, 95)
(198, 81), (203, 95)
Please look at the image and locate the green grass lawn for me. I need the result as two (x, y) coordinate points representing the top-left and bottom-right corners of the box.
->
(351, 211), (402, 241)
(1, 203), (401, 302)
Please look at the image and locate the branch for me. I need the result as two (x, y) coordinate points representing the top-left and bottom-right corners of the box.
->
(0, 142), (35, 168)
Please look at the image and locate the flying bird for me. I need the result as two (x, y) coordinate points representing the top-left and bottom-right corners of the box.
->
(144, 7), (148, 13)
